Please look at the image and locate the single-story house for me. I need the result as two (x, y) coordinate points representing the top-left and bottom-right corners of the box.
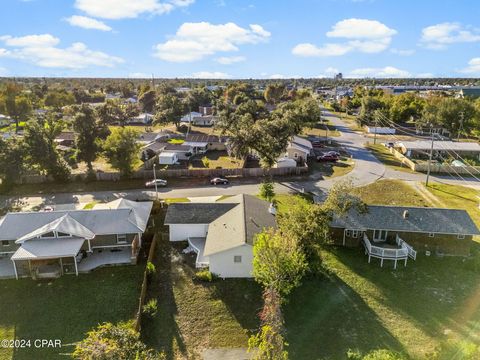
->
(0, 198), (152, 279)
(55, 131), (76, 147)
(365, 126), (396, 135)
(275, 157), (297, 168)
(285, 135), (313, 162)
(164, 194), (276, 278)
(185, 134), (227, 151)
(180, 112), (217, 127)
(127, 113), (154, 125)
(162, 144), (193, 160)
(159, 152), (179, 165)
(397, 141), (480, 160)
(330, 205), (479, 257)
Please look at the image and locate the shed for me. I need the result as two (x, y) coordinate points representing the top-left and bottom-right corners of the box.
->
(158, 152), (179, 165)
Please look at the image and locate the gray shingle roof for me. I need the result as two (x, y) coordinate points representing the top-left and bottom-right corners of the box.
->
(164, 203), (237, 224)
(0, 199), (153, 241)
(331, 205), (480, 235)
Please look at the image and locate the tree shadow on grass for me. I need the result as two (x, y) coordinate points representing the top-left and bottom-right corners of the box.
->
(141, 230), (187, 360)
(284, 271), (406, 360)
(329, 247), (480, 351)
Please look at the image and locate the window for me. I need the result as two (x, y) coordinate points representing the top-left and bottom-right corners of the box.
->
(117, 234), (127, 244)
(428, 233), (435, 238)
(2, 240), (9, 246)
(234, 255), (242, 263)
(458, 234), (465, 239)
(56, 232), (71, 238)
(294, 152), (298, 158)
(40, 231), (55, 238)
(345, 230), (351, 237)
(352, 230), (358, 238)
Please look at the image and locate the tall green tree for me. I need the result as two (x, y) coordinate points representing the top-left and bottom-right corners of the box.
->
(138, 89), (157, 113)
(4, 84), (32, 133)
(24, 115), (70, 181)
(0, 137), (26, 190)
(103, 127), (140, 177)
(73, 105), (103, 172)
(264, 84), (286, 104)
(153, 93), (186, 128)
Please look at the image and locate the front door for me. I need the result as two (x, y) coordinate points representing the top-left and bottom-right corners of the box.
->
(373, 229), (387, 242)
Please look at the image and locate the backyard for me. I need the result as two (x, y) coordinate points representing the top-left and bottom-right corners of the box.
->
(0, 265), (144, 360)
(141, 184), (480, 359)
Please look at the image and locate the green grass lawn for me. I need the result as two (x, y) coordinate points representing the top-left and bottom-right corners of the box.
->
(427, 183), (480, 228)
(352, 179), (430, 207)
(0, 265), (144, 360)
(284, 248), (480, 359)
(366, 144), (415, 173)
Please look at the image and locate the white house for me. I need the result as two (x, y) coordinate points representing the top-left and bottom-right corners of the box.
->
(164, 194), (276, 278)
(128, 113), (154, 125)
(158, 152), (179, 165)
(285, 135), (313, 162)
(0, 114), (12, 127)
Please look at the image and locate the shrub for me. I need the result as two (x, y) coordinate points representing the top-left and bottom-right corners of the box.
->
(194, 269), (217, 282)
(259, 180), (275, 202)
(146, 261), (156, 275)
(142, 298), (158, 317)
(202, 156), (210, 168)
(347, 349), (405, 360)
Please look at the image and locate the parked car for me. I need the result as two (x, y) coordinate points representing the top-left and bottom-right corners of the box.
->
(210, 177), (229, 185)
(324, 150), (341, 157)
(384, 142), (395, 148)
(316, 154), (339, 162)
(311, 140), (325, 148)
(145, 179), (167, 188)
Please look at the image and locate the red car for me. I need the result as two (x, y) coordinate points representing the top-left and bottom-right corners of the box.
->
(317, 154), (339, 162)
(311, 140), (325, 148)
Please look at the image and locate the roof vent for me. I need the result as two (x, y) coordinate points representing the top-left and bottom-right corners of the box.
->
(403, 210), (409, 219)
(268, 203), (277, 216)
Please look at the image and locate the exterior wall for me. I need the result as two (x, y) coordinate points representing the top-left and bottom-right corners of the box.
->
(209, 244), (253, 278)
(168, 224), (209, 241)
(286, 148), (308, 162)
(0, 240), (20, 254)
(394, 231), (471, 256)
(90, 233), (136, 248)
(329, 226), (471, 256)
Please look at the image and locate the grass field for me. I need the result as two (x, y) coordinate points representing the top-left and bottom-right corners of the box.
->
(189, 151), (244, 169)
(352, 179), (430, 207)
(0, 266), (144, 360)
(366, 143), (415, 173)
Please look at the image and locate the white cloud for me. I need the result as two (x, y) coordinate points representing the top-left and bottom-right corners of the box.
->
(192, 71), (231, 79)
(390, 48), (415, 56)
(65, 15), (112, 31)
(0, 33), (124, 69)
(0, 34), (60, 47)
(292, 43), (351, 57)
(292, 18), (396, 57)
(215, 55), (246, 64)
(421, 22), (480, 50)
(326, 18), (397, 39)
(348, 66), (411, 78)
(154, 22), (270, 62)
(74, 0), (193, 20)
(458, 58), (480, 75)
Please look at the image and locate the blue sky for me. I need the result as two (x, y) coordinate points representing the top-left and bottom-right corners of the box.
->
(0, 0), (479, 78)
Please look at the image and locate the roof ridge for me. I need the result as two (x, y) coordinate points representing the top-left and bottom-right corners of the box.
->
(366, 204), (469, 211)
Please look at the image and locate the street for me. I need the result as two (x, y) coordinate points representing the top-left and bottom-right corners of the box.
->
(1, 111), (479, 211)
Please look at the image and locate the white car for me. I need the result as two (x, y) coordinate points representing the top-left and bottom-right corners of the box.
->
(145, 179), (167, 188)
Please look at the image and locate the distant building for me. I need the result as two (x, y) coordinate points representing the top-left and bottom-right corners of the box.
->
(334, 73), (343, 81)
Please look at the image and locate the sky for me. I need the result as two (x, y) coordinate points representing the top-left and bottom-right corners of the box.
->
(0, 0), (479, 79)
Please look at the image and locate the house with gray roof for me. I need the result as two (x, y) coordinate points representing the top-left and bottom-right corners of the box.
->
(164, 194), (276, 278)
(0, 198), (153, 279)
(330, 205), (479, 257)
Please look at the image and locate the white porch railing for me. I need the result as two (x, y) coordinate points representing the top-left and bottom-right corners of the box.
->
(363, 233), (416, 269)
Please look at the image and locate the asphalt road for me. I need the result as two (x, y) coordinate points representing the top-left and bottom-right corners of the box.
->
(1, 111), (479, 210)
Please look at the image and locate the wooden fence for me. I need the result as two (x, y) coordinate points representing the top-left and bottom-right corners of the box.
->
(134, 233), (158, 332)
(18, 165), (308, 184)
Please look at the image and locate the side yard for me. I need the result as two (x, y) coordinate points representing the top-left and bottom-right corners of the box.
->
(0, 265), (144, 360)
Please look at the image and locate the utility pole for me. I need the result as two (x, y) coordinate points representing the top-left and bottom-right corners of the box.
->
(153, 163), (158, 200)
(425, 126), (435, 187)
(373, 112), (379, 145)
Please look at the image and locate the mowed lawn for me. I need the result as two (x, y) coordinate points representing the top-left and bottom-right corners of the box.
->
(143, 183), (480, 359)
(0, 265), (144, 360)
